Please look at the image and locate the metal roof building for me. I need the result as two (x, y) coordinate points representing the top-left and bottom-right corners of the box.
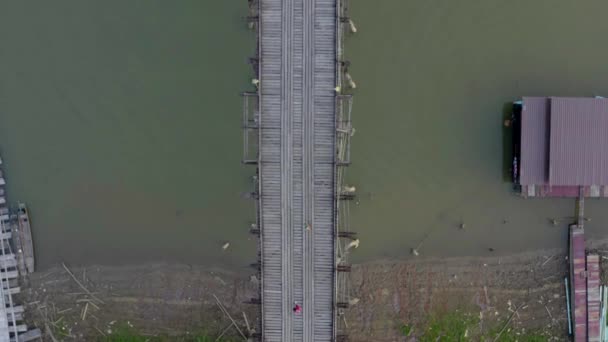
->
(516, 96), (608, 197)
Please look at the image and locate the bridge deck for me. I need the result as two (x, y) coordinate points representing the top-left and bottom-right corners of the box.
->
(258, 0), (337, 341)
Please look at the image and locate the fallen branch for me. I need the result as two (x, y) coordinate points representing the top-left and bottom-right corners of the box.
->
(39, 270), (56, 279)
(484, 286), (490, 306)
(342, 314), (349, 329)
(67, 292), (100, 296)
(76, 298), (100, 310)
(243, 312), (252, 334)
(62, 263), (104, 304)
(94, 326), (106, 337)
(545, 305), (553, 321)
(212, 294), (247, 340)
(51, 321), (64, 330)
(215, 322), (235, 342)
(494, 303), (524, 342)
(38, 305), (60, 342)
(542, 256), (553, 266)
(45, 324), (59, 342)
(81, 303), (89, 321)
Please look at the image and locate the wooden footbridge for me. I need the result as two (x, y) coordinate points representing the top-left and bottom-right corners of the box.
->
(243, 0), (356, 341)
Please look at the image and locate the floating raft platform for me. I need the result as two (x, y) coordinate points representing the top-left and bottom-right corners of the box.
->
(15, 203), (34, 275)
(9, 203), (34, 276)
(0, 155), (40, 341)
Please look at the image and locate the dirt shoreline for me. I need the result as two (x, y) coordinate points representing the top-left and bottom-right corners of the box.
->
(22, 263), (259, 340)
(347, 250), (569, 341)
(21, 244), (603, 341)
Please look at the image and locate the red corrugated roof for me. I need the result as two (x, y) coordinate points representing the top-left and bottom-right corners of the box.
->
(519, 97), (550, 185)
(549, 97), (608, 186)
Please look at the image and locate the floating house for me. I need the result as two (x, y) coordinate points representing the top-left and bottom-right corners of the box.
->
(513, 97), (608, 197)
(513, 97), (608, 340)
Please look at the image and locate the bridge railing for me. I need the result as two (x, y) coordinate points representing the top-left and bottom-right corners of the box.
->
(242, 1), (262, 339)
(335, 0), (357, 340)
(335, 94), (353, 166)
(241, 92), (259, 165)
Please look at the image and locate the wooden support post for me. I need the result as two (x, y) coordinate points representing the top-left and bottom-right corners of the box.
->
(337, 265), (351, 272)
(336, 334), (349, 342)
(577, 186), (585, 227)
(336, 302), (349, 309)
(337, 231), (357, 239)
(244, 298), (261, 305)
(243, 94), (249, 163)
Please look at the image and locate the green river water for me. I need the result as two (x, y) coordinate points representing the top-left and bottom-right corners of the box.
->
(1, 1), (608, 269)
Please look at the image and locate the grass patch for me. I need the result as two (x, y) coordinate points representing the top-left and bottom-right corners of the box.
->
(399, 323), (412, 336)
(99, 325), (240, 342)
(402, 310), (550, 341)
(486, 324), (549, 342)
(419, 311), (478, 341)
(50, 317), (71, 339)
(491, 332), (548, 342)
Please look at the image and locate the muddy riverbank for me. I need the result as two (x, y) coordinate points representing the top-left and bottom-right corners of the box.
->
(22, 240), (605, 341)
(21, 263), (258, 340)
(347, 252), (568, 341)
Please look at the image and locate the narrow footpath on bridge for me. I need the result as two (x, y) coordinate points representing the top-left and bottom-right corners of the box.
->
(242, 0), (357, 341)
(259, 0), (336, 340)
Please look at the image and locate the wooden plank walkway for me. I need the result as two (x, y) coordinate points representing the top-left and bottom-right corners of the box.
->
(587, 254), (601, 342)
(258, 0), (337, 341)
(570, 225), (587, 342)
(16, 203), (34, 275)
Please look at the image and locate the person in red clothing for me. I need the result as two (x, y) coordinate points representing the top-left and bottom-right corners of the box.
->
(293, 303), (302, 314)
